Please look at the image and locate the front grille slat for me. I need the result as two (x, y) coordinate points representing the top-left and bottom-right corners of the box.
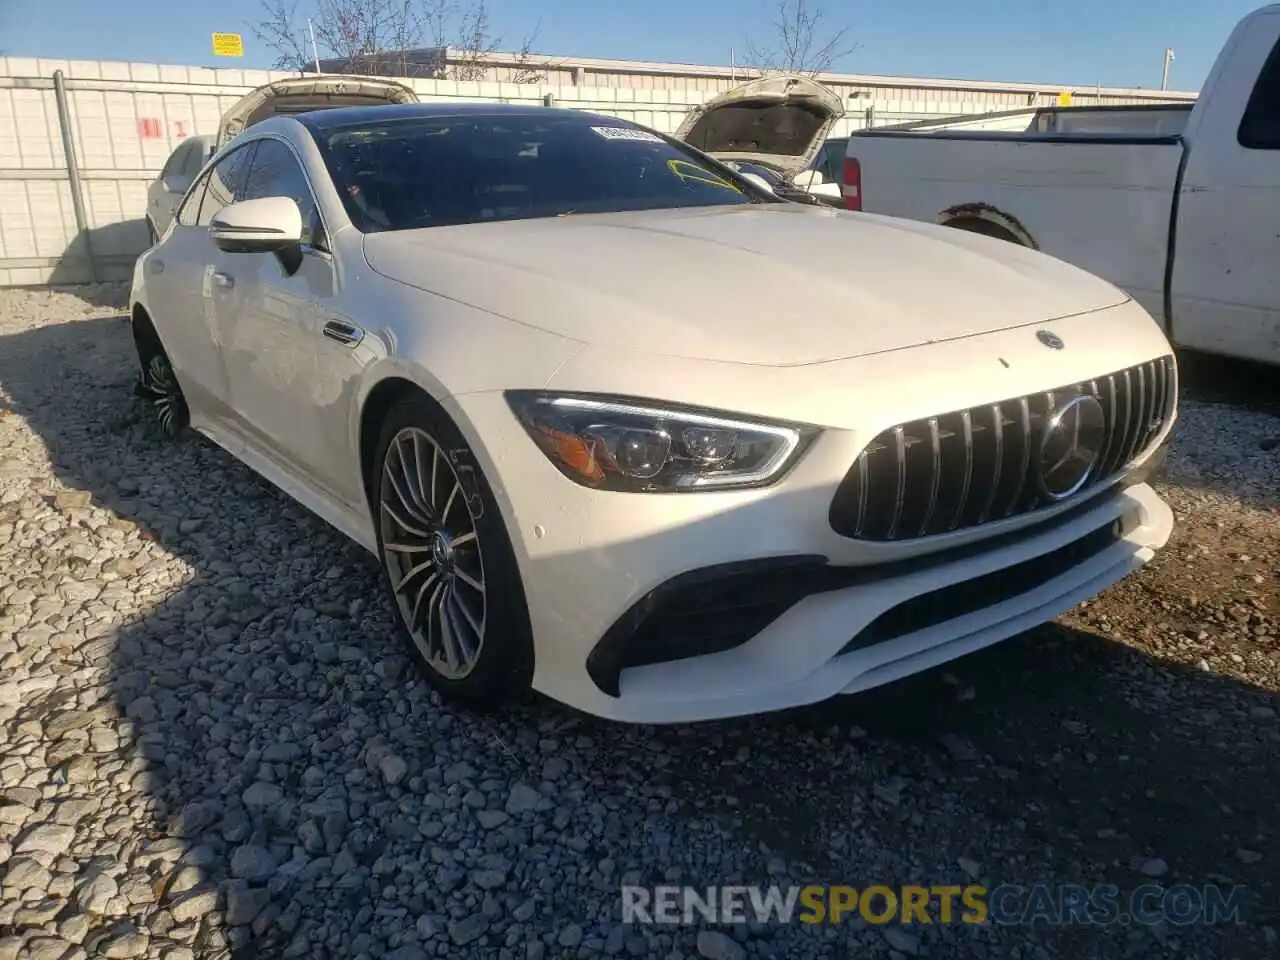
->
(1003, 397), (1033, 518)
(828, 356), (1177, 542)
(977, 403), (1004, 524)
(886, 426), (907, 540)
(918, 418), (943, 536)
(949, 410), (974, 532)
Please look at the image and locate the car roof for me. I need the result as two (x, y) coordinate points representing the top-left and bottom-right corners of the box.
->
(296, 101), (629, 132)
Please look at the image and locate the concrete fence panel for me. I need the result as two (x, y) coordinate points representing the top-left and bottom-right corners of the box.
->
(0, 57), (1195, 287)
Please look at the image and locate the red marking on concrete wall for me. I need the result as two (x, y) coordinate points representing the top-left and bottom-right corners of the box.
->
(137, 117), (162, 139)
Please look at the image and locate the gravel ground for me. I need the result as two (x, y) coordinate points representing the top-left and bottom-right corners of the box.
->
(0, 285), (1276, 960)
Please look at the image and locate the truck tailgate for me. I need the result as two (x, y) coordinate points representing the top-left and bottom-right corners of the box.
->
(848, 135), (1185, 320)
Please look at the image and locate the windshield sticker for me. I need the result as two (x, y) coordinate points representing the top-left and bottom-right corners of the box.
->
(666, 159), (743, 192)
(590, 125), (665, 143)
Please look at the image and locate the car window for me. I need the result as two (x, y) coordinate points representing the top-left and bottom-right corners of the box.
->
(1240, 36), (1280, 148)
(160, 142), (189, 182)
(241, 138), (326, 250)
(176, 170), (209, 227)
(197, 142), (257, 226)
(310, 112), (772, 233)
(181, 140), (209, 179)
(814, 140), (845, 182)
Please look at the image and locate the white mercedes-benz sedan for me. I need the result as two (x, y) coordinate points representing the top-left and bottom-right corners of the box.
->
(129, 102), (1177, 723)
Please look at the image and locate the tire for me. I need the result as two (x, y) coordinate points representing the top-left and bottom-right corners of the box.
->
(945, 217), (1023, 245)
(371, 394), (534, 708)
(131, 314), (190, 439)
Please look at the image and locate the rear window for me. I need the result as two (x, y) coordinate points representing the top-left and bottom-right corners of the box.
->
(311, 113), (767, 232)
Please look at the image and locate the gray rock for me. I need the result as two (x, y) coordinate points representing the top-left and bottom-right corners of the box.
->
(449, 913), (489, 946)
(168, 886), (220, 923)
(99, 929), (150, 959)
(882, 927), (921, 955)
(225, 883), (272, 926)
(242, 781), (283, 809)
(15, 823), (75, 857)
(230, 844), (279, 882)
(505, 783), (542, 815)
(558, 923), (584, 948)
(74, 872), (119, 914)
(696, 931), (745, 960)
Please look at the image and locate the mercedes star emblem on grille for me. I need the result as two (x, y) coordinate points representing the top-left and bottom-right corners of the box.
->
(1037, 394), (1107, 500)
(1036, 330), (1065, 350)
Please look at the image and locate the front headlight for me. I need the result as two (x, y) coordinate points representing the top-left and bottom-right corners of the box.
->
(506, 392), (817, 492)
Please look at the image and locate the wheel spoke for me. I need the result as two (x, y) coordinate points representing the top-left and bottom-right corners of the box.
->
(450, 531), (477, 548)
(407, 571), (438, 629)
(436, 584), (462, 671)
(441, 479), (460, 525)
(429, 444), (439, 511)
(393, 557), (435, 593)
(398, 438), (434, 520)
(381, 500), (431, 539)
(443, 589), (478, 662)
(450, 589), (483, 640)
(454, 566), (485, 595)
(384, 541), (429, 554)
(425, 579), (447, 662)
(411, 433), (433, 514)
(383, 462), (432, 527)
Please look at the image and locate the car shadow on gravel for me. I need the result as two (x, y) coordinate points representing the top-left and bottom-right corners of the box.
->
(0, 311), (1276, 959)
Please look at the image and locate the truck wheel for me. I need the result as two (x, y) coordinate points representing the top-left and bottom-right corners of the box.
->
(945, 217), (1025, 246)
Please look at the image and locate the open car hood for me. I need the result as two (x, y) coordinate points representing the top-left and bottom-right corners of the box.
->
(674, 75), (845, 174)
(216, 75), (419, 147)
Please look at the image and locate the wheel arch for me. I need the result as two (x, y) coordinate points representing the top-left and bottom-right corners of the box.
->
(937, 202), (1038, 250)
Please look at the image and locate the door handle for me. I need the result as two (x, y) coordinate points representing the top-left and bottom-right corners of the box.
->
(211, 270), (234, 289)
(322, 320), (364, 346)
(149, 259), (164, 274)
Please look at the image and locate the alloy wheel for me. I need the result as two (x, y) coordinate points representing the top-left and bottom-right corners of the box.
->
(136, 353), (186, 437)
(379, 426), (487, 679)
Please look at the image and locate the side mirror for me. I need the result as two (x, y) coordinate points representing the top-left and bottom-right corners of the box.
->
(210, 196), (303, 254)
(162, 175), (190, 195)
(739, 172), (775, 194)
(791, 169), (824, 189)
(211, 197), (305, 274)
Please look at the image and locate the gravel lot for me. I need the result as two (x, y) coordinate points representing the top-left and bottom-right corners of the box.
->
(0, 285), (1276, 960)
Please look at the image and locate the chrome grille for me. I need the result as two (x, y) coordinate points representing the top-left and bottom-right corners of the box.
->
(829, 355), (1177, 541)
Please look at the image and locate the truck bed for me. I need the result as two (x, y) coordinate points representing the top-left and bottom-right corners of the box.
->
(848, 111), (1188, 320)
(865, 103), (1195, 138)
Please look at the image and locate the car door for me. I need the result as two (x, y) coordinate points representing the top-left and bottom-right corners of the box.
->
(143, 141), (256, 423)
(1171, 17), (1280, 364)
(212, 135), (351, 503)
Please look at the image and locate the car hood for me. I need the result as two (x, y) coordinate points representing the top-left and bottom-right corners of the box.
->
(674, 75), (845, 174)
(362, 204), (1132, 367)
(216, 75), (418, 147)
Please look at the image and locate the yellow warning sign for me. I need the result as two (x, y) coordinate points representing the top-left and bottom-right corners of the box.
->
(1057, 90), (1073, 106)
(212, 33), (245, 57)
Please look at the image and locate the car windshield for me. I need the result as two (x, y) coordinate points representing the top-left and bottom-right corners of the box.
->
(311, 112), (771, 232)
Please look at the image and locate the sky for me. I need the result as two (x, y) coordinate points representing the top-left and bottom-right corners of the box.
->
(0, 0), (1267, 92)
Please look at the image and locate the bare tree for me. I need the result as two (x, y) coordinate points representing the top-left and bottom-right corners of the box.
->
(251, 0), (546, 81)
(746, 0), (856, 76)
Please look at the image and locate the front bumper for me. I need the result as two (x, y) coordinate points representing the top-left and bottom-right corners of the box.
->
(446, 388), (1175, 724)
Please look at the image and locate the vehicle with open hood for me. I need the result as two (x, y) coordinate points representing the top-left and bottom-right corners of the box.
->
(146, 75), (418, 241)
(674, 75), (846, 204)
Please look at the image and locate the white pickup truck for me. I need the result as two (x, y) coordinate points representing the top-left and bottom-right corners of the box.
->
(842, 3), (1280, 366)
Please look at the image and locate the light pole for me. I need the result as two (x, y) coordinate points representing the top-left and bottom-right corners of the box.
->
(1161, 47), (1175, 90)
